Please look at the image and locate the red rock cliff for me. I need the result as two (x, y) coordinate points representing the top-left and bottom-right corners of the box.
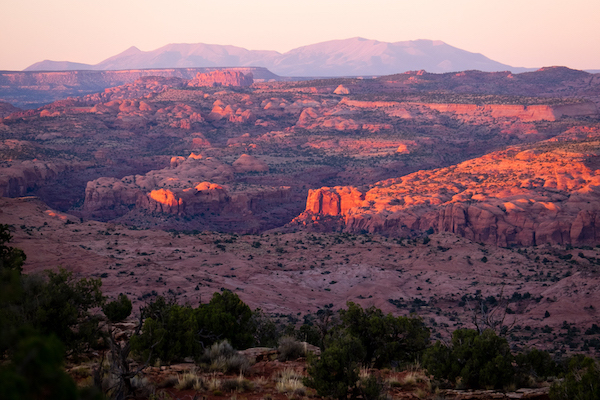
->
(188, 70), (253, 87)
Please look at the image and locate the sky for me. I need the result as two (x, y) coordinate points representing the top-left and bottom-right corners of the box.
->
(1, 0), (599, 71)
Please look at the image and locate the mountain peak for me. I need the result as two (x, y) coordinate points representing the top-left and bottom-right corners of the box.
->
(23, 38), (525, 76)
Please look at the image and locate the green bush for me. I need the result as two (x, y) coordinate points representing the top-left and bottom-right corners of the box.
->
(30, 268), (103, 353)
(550, 355), (600, 400)
(131, 291), (255, 363)
(424, 329), (514, 390)
(131, 297), (200, 364)
(304, 334), (368, 400)
(340, 302), (430, 368)
(0, 333), (101, 400)
(196, 290), (254, 349)
(102, 293), (132, 323)
(251, 309), (279, 347)
(515, 348), (560, 383)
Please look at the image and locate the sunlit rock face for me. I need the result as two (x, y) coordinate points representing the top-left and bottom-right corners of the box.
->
(295, 130), (600, 247)
(188, 70), (253, 88)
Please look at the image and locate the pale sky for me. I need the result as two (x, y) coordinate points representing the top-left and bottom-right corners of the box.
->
(1, 0), (599, 71)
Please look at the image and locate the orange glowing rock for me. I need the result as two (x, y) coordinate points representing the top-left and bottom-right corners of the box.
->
(333, 85), (350, 95)
(149, 189), (180, 207)
(195, 182), (223, 191)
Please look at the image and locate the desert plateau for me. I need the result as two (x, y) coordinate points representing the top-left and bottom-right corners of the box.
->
(2, 47), (600, 399)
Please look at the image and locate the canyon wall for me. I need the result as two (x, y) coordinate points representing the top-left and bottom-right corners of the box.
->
(0, 160), (82, 197)
(188, 70), (253, 87)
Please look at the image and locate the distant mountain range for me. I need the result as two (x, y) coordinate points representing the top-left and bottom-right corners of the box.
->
(24, 37), (530, 76)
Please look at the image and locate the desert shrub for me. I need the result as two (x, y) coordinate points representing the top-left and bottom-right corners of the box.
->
(550, 355), (600, 400)
(195, 290), (255, 349)
(340, 302), (430, 368)
(298, 323), (322, 348)
(0, 228), (105, 400)
(278, 336), (306, 361)
(102, 293), (132, 323)
(515, 348), (561, 384)
(204, 339), (236, 360)
(131, 297), (201, 363)
(0, 224), (26, 272)
(424, 329), (514, 390)
(251, 309), (279, 347)
(202, 340), (250, 374)
(26, 268), (104, 354)
(132, 291), (255, 363)
(305, 334), (382, 400)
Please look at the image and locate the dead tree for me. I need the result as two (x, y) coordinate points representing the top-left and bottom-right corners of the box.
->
(94, 311), (162, 400)
(466, 287), (517, 337)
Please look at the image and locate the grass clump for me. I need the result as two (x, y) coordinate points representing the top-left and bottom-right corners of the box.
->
(275, 368), (306, 395)
(221, 375), (253, 393)
(175, 369), (202, 390)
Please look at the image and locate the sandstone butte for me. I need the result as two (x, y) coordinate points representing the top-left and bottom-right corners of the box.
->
(187, 70), (253, 88)
(294, 132), (600, 247)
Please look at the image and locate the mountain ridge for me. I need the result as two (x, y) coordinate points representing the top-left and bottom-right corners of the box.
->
(24, 37), (529, 76)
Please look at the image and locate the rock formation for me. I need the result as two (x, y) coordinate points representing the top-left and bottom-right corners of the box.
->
(333, 85), (350, 95)
(188, 70), (253, 88)
(81, 153), (290, 232)
(0, 160), (80, 197)
(295, 132), (600, 246)
(0, 102), (20, 118)
(232, 154), (269, 173)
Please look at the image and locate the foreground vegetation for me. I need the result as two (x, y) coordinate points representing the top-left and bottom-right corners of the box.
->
(1, 223), (600, 399)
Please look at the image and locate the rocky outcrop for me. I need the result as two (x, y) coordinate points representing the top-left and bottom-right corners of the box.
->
(419, 102), (598, 122)
(232, 154), (269, 173)
(296, 107), (361, 131)
(0, 160), (79, 197)
(295, 135), (600, 246)
(0, 102), (20, 118)
(305, 186), (365, 216)
(333, 85), (350, 95)
(81, 153), (291, 231)
(188, 70), (253, 88)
